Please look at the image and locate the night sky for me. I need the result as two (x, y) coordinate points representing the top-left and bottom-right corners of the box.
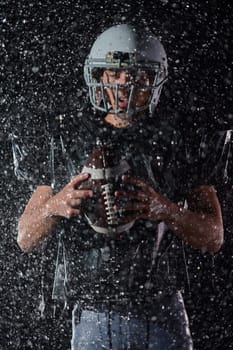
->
(1, 0), (233, 349)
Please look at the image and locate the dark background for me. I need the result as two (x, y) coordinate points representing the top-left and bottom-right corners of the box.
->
(1, 0), (233, 349)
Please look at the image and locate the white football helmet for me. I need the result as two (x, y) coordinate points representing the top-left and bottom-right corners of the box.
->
(84, 23), (168, 118)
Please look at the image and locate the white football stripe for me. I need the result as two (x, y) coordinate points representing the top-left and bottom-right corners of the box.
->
(82, 159), (130, 180)
(84, 215), (135, 234)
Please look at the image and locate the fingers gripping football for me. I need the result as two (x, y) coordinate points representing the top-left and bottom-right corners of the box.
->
(115, 175), (170, 222)
(47, 173), (93, 219)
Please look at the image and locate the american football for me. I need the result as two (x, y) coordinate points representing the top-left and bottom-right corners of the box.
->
(80, 143), (135, 236)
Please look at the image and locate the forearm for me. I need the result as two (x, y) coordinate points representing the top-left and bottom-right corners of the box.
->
(17, 173), (92, 253)
(17, 186), (60, 252)
(117, 178), (224, 253)
(164, 200), (223, 253)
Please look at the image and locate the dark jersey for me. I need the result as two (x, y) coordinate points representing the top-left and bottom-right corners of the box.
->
(11, 111), (210, 316)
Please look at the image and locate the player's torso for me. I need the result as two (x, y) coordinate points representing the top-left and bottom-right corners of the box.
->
(10, 115), (189, 308)
(45, 119), (187, 307)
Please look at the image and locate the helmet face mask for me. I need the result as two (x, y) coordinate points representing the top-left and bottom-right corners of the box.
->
(84, 24), (168, 120)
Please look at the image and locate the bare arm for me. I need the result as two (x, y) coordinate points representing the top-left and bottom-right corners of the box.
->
(115, 176), (223, 253)
(164, 185), (223, 253)
(17, 173), (93, 252)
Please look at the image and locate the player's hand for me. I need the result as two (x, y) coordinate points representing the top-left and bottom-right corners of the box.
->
(46, 173), (93, 219)
(114, 175), (171, 223)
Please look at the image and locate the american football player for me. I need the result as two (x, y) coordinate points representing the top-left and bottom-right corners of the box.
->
(16, 24), (223, 349)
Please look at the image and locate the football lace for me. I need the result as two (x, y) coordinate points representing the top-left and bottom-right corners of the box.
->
(101, 183), (119, 226)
